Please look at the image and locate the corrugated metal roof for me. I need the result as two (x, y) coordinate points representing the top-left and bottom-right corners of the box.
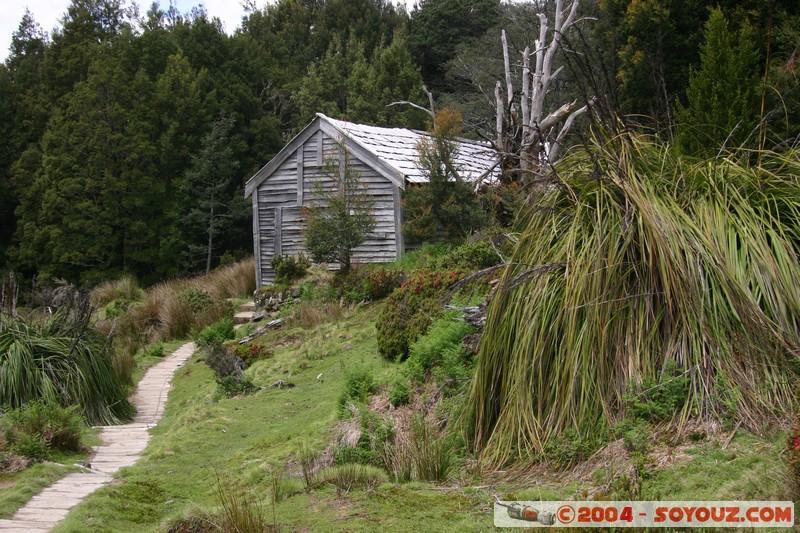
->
(319, 113), (499, 184)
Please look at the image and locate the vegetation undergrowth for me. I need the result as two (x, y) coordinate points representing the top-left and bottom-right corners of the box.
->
(93, 258), (254, 376)
(0, 305), (134, 425)
(46, 296), (793, 532)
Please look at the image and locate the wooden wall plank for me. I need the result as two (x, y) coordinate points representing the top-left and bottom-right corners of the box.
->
(296, 148), (304, 206)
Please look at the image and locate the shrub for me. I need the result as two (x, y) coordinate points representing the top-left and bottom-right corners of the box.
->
(90, 276), (142, 308)
(376, 270), (463, 360)
(388, 380), (410, 407)
(143, 342), (164, 358)
(408, 415), (454, 482)
(3, 401), (85, 459)
(234, 343), (273, 365)
(405, 315), (474, 382)
(195, 318), (235, 347)
(623, 362), (690, 422)
(179, 288), (216, 314)
(215, 374), (258, 399)
(330, 266), (404, 303)
(203, 342), (244, 380)
(299, 443), (322, 488)
(337, 368), (377, 417)
(542, 427), (607, 469)
(271, 254), (310, 284)
(612, 418), (651, 455)
(429, 241), (499, 271)
(286, 300), (344, 329)
(201, 342), (257, 400)
(213, 478), (269, 533)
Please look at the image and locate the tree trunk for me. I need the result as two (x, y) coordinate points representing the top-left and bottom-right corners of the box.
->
(206, 205), (214, 274)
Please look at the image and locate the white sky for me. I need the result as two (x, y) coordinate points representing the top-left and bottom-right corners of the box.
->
(1, 0), (417, 63)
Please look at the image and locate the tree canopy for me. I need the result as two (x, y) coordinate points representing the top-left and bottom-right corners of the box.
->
(1, 0), (798, 285)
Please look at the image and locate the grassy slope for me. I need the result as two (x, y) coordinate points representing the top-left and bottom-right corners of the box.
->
(0, 337), (182, 520)
(52, 305), (492, 532)
(49, 304), (792, 532)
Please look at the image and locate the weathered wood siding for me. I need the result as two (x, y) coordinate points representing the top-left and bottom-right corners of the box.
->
(255, 129), (401, 286)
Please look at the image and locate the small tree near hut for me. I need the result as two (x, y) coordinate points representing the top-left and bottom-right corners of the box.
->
(304, 145), (376, 273)
(403, 108), (486, 244)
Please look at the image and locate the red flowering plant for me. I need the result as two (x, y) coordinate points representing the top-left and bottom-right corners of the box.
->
(330, 266), (404, 303)
(376, 269), (465, 360)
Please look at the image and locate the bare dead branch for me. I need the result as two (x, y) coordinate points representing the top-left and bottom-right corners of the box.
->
(386, 100), (435, 120)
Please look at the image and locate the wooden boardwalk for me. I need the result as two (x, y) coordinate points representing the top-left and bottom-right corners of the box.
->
(0, 342), (196, 533)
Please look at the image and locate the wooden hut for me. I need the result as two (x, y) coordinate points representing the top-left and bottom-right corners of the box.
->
(244, 113), (498, 287)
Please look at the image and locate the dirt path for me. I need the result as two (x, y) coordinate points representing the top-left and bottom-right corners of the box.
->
(0, 342), (196, 533)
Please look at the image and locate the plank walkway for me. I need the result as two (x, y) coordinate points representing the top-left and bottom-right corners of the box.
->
(0, 342), (196, 533)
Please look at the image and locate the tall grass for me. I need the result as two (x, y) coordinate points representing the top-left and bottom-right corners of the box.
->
(97, 258), (255, 349)
(0, 307), (134, 425)
(213, 478), (270, 533)
(469, 132), (800, 467)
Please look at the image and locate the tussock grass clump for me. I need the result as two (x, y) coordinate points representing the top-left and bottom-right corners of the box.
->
(322, 463), (387, 494)
(100, 258), (254, 349)
(287, 300), (344, 329)
(90, 276), (141, 308)
(0, 308), (134, 425)
(470, 133), (800, 467)
(380, 415), (456, 483)
(212, 479), (270, 533)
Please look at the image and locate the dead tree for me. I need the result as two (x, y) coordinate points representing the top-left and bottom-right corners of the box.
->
(494, 0), (592, 187)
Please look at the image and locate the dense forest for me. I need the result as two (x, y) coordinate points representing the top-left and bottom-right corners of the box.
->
(1, 0), (798, 286)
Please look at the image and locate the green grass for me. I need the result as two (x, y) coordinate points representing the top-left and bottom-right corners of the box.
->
(51, 304), (491, 532)
(640, 432), (792, 500)
(0, 428), (100, 518)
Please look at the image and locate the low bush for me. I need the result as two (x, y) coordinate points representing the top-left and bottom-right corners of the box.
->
(143, 342), (164, 358)
(2, 401), (85, 459)
(388, 380), (410, 407)
(405, 315), (474, 382)
(201, 342), (257, 400)
(90, 276), (142, 308)
(542, 427), (608, 469)
(376, 270), (464, 360)
(623, 362), (691, 422)
(234, 343), (273, 365)
(215, 374), (258, 399)
(179, 288), (216, 314)
(429, 241), (499, 271)
(337, 368), (377, 417)
(299, 443), (322, 488)
(286, 300), (344, 329)
(203, 342), (244, 379)
(329, 266), (404, 303)
(0, 307), (134, 425)
(271, 254), (310, 284)
(612, 418), (651, 455)
(195, 317), (235, 347)
(213, 478), (269, 533)
(411, 417), (455, 482)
